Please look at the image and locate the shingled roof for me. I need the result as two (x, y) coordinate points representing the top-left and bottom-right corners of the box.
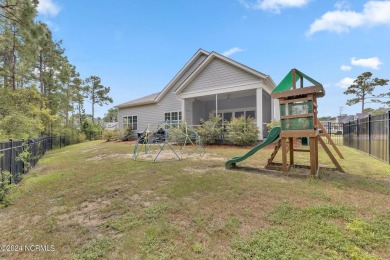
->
(116, 92), (159, 108)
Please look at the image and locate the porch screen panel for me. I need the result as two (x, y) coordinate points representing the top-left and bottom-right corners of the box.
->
(223, 112), (232, 122)
(246, 111), (256, 120)
(235, 111), (244, 118)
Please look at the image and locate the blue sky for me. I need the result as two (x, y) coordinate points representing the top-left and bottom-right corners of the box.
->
(37, 0), (390, 118)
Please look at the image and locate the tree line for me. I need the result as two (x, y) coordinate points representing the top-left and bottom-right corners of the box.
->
(0, 1), (113, 142)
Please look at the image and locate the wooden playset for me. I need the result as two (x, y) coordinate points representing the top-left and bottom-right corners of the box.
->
(266, 69), (344, 176)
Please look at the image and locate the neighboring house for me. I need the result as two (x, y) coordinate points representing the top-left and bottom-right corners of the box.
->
(116, 49), (278, 140)
(354, 112), (369, 120)
(103, 122), (118, 130)
(336, 114), (355, 124)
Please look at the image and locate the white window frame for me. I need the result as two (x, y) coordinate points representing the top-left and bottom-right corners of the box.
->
(123, 115), (138, 130)
(164, 111), (182, 122)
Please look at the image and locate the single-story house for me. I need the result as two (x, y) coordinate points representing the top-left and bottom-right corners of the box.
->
(116, 49), (279, 140)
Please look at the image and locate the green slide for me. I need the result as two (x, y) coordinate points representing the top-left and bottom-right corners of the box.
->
(225, 127), (281, 169)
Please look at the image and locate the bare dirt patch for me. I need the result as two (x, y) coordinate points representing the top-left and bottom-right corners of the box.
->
(86, 153), (132, 161)
(80, 146), (100, 153)
(56, 198), (111, 228)
(183, 166), (225, 174)
(135, 150), (208, 161)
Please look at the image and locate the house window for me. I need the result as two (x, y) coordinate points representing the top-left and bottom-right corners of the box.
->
(164, 111), (182, 122)
(172, 112), (178, 121)
(123, 116), (137, 130)
(164, 113), (171, 121)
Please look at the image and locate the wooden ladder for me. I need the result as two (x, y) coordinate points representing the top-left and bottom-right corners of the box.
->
(267, 138), (281, 166)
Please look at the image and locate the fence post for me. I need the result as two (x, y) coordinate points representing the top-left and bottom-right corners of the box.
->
(9, 139), (13, 183)
(368, 114), (371, 155)
(356, 118), (360, 150)
(21, 139), (25, 174)
(348, 121), (351, 147)
(59, 136), (62, 149)
(388, 111), (390, 164)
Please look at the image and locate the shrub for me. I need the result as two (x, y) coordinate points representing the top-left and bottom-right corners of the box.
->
(226, 116), (259, 146)
(56, 127), (86, 145)
(267, 120), (281, 130)
(116, 127), (135, 141)
(197, 113), (223, 144)
(167, 124), (184, 143)
(81, 120), (103, 140)
(102, 129), (117, 142)
(0, 171), (13, 205)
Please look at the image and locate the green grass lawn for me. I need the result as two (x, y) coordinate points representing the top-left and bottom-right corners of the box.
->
(1, 140), (390, 259)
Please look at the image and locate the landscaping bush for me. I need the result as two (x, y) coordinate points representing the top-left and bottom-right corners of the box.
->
(102, 129), (117, 142)
(197, 114), (223, 144)
(116, 127), (135, 141)
(167, 124), (184, 143)
(267, 120), (281, 130)
(226, 116), (259, 146)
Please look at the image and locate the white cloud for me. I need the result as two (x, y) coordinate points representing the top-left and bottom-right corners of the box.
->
(336, 77), (355, 88)
(334, 0), (351, 10)
(351, 57), (382, 70)
(37, 0), (60, 17)
(307, 1), (390, 35)
(222, 47), (244, 57)
(239, 0), (310, 14)
(340, 65), (352, 71)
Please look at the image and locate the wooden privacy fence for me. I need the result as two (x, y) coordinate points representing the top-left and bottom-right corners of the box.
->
(343, 112), (390, 164)
(0, 136), (66, 184)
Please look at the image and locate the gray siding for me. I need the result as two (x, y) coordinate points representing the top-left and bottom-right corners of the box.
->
(172, 54), (207, 91)
(118, 89), (181, 132)
(118, 54), (208, 131)
(182, 58), (260, 94)
(118, 103), (156, 132)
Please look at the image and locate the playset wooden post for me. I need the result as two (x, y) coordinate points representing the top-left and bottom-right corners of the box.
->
(268, 69), (344, 176)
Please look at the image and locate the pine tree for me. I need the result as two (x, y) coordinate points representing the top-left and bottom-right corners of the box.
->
(344, 72), (389, 113)
(85, 75), (113, 122)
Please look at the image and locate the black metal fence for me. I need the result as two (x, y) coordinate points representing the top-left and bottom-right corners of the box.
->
(343, 112), (390, 163)
(320, 122), (344, 145)
(0, 136), (66, 184)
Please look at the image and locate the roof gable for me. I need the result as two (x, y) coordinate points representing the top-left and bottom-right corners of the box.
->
(175, 52), (273, 94)
(154, 49), (209, 102)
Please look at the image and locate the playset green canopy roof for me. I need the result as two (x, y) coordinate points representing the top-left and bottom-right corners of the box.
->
(271, 69), (325, 98)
